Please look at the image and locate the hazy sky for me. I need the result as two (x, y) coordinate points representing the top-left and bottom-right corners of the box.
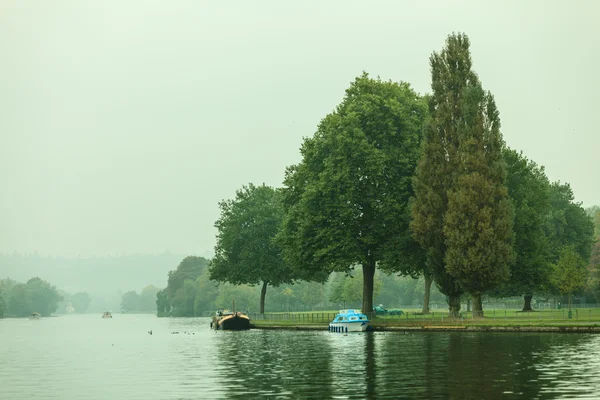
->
(1, 1), (598, 258)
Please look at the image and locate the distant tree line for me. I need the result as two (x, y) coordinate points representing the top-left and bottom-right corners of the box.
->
(155, 256), (448, 317)
(120, 285), (160, 313)
(158, 32), (596, 318)
(0, 277), (62, 317)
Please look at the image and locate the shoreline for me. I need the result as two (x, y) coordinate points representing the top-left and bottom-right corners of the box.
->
(250, 324), (600, 333)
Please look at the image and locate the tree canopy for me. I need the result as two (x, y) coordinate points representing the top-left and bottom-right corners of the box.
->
(443, 83), (514, 316)
(412, 33), (478, 316)
(71, 292), (91, 313)
(545, 182), (594, 264)
(551, 246), (588, 309)
(166, 256), (209, 299)
(280, 72), (427, 314)
(498, 148), (551, 310)
(4, 277), (62, 317)
(121, 291), (140, 312)
(209, 183), (296, 313)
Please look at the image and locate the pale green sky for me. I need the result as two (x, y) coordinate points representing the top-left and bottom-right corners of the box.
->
(1, 1), (598, 257)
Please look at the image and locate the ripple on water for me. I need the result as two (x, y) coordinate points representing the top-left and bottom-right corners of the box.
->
(2, 316), (600, 399)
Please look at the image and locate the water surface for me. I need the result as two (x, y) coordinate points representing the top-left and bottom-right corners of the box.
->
(1, 314), (600, 399)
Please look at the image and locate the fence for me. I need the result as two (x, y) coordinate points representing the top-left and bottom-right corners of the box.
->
(245, 307), (600, 324)
(248, 312), (337, 323)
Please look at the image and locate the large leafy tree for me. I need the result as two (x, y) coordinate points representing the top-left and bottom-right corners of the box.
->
(545, 182), (594, 264)
(166, 256), (209, 299)
(411, 33), (479, 317)
(71, 292), (91, 313)
(25, 277), (62, 317)
(280, 73), (427, 315)
(121, 290), (140, 312)
(497, 149), (550, 310)
(545, 184), (594, 303)
(6, 278), (62, 317)
(139, 285), (160, 312)
(209, 183), (295, 314)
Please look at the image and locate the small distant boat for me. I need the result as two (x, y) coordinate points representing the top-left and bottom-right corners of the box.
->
(29, 312), (41, 320)
(211, 309), (250, 330)
(329, 309), (371, 332)
(102, 312), (112, 319)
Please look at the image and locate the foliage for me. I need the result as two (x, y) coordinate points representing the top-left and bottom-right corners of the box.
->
(498, 149), (551, 299)
(551, 246), (587, 308)
(193, 269), (219, 315)
(585, 206), (600, 232)
(297, 281), (327, 310)
(156, 288), (170, 316)
(71, 292), (91, 313)
(5, 277), (62, 317)
(210, 183), (296, 313)
(280, 72), (427, 314)
(443, 83), (515, 303)
(328, 270), (384, 307)
(214, 283), (259, 312)
(8, 284), (31, 317)
(0, 294), (5, 318)
(27, 278), (62, 316)
(0, 278), (17, 296)
(378, 274), (446, 307)
(545, 183), (594, 264)
(167, 256), (209, 299)
(411, 33), (479, 315)
(139, 285), (160, 312)
(121, 291), (140, 312)
(159, 255), (209, 316)
(0, 279), (15, 318)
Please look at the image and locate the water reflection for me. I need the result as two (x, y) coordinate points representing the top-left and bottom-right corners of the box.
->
(2, 315), (600, 399)
(214, 330), (333, 398)
(326, 331), (379, 399)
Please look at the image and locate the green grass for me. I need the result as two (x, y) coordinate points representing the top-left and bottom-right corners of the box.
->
(249, 308), (600, 328)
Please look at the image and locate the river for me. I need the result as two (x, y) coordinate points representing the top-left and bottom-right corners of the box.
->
(1, 314), (599, 399)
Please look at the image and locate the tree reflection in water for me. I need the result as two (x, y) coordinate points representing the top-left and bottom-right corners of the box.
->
(208, 329), (598, 399)
(213, 330), (333, 398)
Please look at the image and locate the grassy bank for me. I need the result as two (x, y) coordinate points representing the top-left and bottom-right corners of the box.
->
(248, 308), (600, 332)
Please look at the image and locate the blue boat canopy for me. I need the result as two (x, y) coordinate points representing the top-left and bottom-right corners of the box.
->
(332, 309), (370, 323)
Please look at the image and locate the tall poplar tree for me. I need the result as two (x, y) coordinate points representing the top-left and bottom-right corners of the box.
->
(411, 33), (479, 317)
(443, 86), (515, 317)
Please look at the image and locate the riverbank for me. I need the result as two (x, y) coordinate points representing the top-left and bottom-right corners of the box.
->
(250, 321), (600, 333)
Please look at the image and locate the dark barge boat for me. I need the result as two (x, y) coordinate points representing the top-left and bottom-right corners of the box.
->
(211, 309), (251, 330)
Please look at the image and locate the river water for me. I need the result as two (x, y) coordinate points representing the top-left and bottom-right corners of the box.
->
(1, 314), (600, 399)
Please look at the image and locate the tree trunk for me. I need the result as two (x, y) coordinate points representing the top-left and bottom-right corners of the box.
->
(362, 261), (376, 318)
(467, 298), (471, 312)
(448, 295), (461, 318)
(522, 294), (533, 312)
(259, 281), (268, 314)
(568, 293), (573, 310)
(472, 294), (483, 317)
(422, 273), (433, 314)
